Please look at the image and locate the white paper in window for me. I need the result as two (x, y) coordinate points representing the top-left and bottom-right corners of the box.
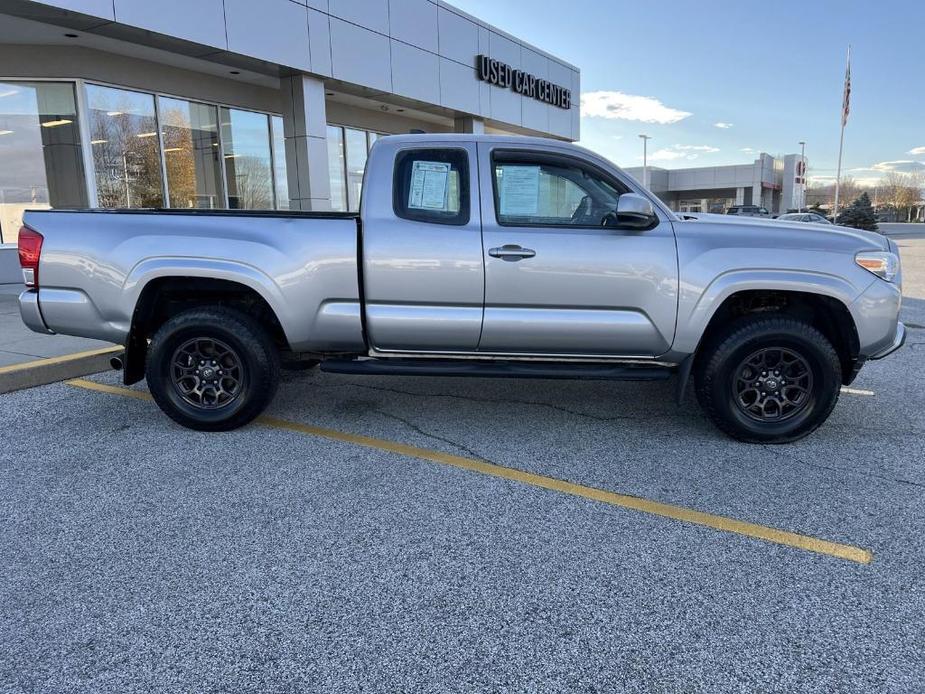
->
(408, 160), (451, 210)
(499, 165), (540, 216)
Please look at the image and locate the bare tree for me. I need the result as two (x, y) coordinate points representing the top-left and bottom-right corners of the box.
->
(835, 176), (861, 209)
(807, 177), (864, 211)
(226, 155), (273, 209)
(881, 171), (924, 221)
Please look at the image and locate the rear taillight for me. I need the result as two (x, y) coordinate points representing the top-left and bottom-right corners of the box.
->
(18, 226), (43, 288)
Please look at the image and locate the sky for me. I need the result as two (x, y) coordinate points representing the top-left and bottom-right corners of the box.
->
(451, 0), (925, 186)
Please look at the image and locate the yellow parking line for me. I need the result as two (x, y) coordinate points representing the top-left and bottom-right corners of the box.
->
(0, 346), (122, 375)
(66, 378), (873, 565)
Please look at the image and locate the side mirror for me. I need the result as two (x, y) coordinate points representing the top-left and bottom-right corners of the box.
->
(612, 193), (658, 229)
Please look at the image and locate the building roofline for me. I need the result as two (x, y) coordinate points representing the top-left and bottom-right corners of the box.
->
(438, 0), (579, 71)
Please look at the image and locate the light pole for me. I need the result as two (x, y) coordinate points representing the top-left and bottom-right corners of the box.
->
(639, 134), (651, 190)
(798, 140), (806, 212)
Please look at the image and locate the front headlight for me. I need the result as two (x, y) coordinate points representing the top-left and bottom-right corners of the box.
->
(855, 251), (900, 282)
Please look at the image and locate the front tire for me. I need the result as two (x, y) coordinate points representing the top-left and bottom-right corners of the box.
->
(146, 307), (280, 431)
(695, 316), (842, 443)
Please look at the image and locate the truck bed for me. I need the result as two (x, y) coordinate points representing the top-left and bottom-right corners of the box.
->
(20, 208), (366, 354)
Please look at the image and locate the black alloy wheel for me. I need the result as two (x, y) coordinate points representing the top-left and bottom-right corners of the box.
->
(732, 347), (813, 423)
(695, 316), (842, 443)
(146, 307), (280, 431)
(170, 337), (244, 410)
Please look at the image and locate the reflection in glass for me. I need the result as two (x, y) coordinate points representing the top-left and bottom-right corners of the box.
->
(220, 108), (273, 210)
(87, 84), (164, 208)
(327, 125), (347, 212)
(0, 81), (87, 243)
(270, 115), (289, 210)
(344, 127), (367, 212)
(158, 97), (223, 209)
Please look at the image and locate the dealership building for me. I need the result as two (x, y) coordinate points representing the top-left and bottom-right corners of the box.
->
(624, 153), (807, 215)
(0, 0), (580, 280)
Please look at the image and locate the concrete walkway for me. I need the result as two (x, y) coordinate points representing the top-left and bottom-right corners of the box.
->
(0, 284), (113, 368)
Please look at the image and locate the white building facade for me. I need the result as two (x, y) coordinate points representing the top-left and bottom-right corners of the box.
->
(625, 153), (807, 215)
(0, 0), (580, 279)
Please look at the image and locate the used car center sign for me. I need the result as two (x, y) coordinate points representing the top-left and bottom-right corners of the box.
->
(476, 55), (572, 110)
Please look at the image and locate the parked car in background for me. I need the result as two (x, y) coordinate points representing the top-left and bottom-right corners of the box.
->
(777, 212), (833, 225)
(727, 205), (770, 217)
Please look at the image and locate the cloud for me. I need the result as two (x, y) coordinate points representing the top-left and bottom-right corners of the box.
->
(674, 145), (720, 152)
(648, 148), (688, 161)
(908, 146), (925, 155)
(740, 147), (757, 154)
(870, 160), (925, 173)
(580, 91), (692, 124)
(812, 174), (884, 187)
(713, 122), (734, 129)
(647, 144), (719, 162)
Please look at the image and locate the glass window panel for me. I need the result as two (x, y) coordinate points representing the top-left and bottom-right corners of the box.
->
(367, 131), (380, 151)
(158, 96), (223, 209)
(0, 81), (87, 243)
(87, 84), (164, 209)
(270, 115), (289, 211)
(493, 159), (623, 227)
(326, 125), (347, 212)
(220, 108), (273, 210)
(393, 148), (469, 226)
(344, 127), (367, 212)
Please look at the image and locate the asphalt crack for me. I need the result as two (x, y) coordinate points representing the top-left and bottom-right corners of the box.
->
(373, 408), (495, 464)
(311, 380), (681, 424)
(765, 446), (925, 491)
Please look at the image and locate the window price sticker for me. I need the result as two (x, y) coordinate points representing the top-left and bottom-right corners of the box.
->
(499, 165), (540, 215)
(408, 160), (451, 211)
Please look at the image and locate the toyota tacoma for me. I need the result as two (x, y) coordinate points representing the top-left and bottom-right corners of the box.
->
(17, 134), (905, 441)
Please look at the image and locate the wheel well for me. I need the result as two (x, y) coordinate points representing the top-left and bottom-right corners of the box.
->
(697, 290), (860, 384)
(123, 277), (288, 384)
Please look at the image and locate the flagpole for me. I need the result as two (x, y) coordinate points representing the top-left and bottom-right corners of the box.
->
(833, 45), (851, 219)
(833, 117), (846, 218)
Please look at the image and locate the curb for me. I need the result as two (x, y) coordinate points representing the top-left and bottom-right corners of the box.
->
(0, 346), (123, 395)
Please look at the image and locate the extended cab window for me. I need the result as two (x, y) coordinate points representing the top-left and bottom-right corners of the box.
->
(393, 148), (469, 225)
(491, 153), (627, 227)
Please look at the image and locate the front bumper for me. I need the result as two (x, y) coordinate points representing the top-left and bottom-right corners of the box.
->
(851, 275), (903, 358)
(19, 289), (53, 335)
(869, 321), (906, 360)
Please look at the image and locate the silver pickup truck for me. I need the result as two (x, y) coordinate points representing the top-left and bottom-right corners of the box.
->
(17, 134), (904, 442)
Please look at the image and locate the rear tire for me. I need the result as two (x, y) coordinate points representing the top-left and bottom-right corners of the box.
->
(695, 316), (841, 443)
(146, 307), (280, 431)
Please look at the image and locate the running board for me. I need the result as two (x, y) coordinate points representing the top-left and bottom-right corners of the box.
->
(320, 358), (673, 381)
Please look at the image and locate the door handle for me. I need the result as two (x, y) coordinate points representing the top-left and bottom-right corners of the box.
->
(488, 244), (536, 261)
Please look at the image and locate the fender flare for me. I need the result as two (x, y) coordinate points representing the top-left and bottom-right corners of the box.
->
(674, 269), (864, 356)
(672, 269), (865, 403)
(124, 257), (288, 326)
(120, 257), (290, 384)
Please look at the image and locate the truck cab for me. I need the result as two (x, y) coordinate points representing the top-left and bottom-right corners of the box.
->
(360, 135), (676, 358)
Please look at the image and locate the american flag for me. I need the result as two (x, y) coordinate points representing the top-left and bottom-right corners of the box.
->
(841, 47), (851, 127)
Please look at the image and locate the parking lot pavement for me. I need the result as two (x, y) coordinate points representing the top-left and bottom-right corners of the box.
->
(2, 242), (924, 693)
(0, 286), (113, 368)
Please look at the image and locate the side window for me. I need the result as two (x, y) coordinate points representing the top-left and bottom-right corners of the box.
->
(492, 155), (625, 227)
(393, 148), (469, 225)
